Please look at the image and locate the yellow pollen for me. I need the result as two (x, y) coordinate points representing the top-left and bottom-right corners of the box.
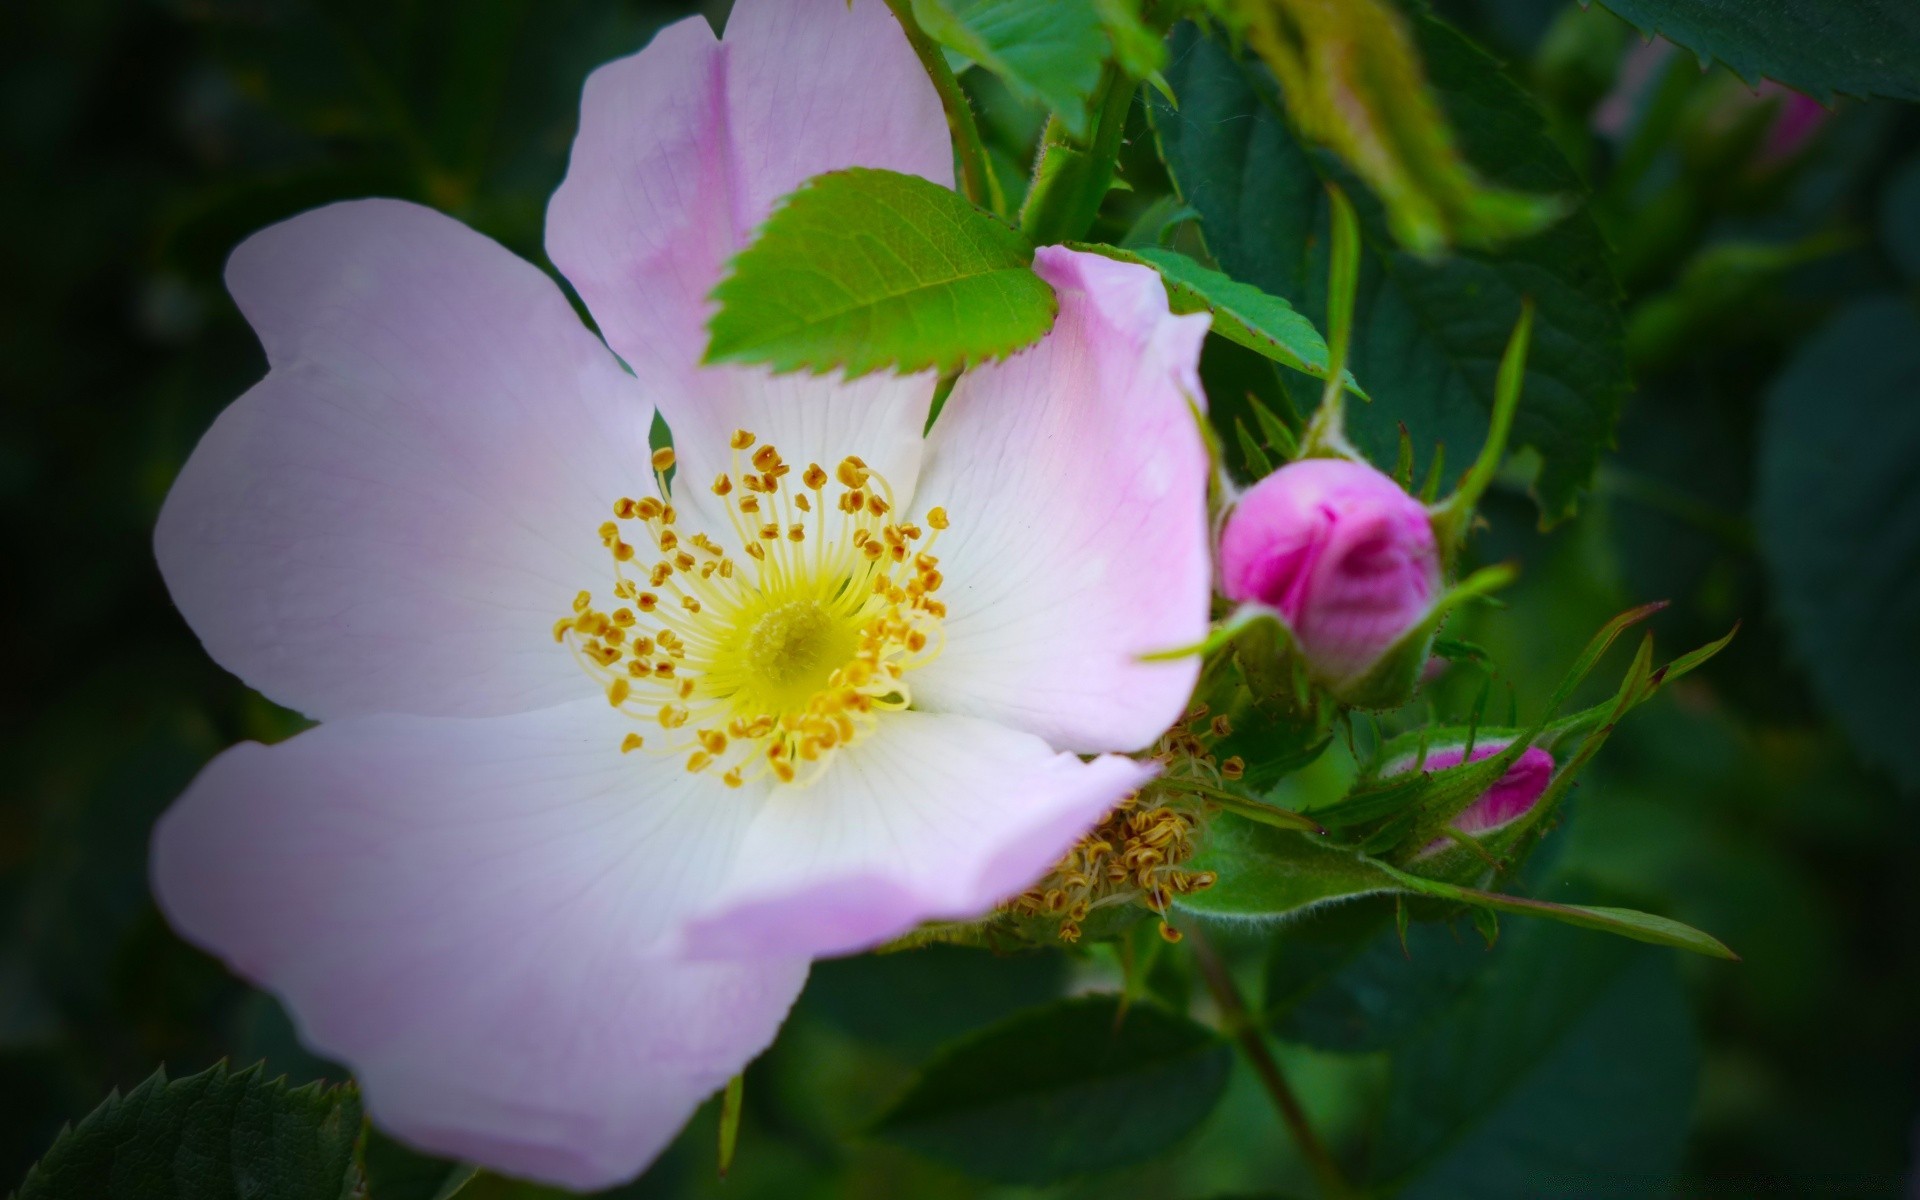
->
(558, 440), (952, 787)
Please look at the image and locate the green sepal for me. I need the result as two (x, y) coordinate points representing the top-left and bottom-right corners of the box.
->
(1429, 299), (1532, 563)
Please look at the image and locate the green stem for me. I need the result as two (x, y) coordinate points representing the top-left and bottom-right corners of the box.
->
(1019, 65), (1138, 245)
(883, 0), (995, 212)
(1188, 929), (1354, 1200)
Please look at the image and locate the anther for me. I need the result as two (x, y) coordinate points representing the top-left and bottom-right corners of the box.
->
(651, 447), (676, 471)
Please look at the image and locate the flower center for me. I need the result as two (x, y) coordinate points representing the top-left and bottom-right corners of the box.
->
(554, 430), (948, 787)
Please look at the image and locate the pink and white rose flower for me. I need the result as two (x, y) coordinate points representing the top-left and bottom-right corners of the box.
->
(148, 0), (1210, 1186)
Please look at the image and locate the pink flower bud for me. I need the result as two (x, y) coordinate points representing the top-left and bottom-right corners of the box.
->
(1219, 458), (1440, 689)
(1394, 740), (1555, 835)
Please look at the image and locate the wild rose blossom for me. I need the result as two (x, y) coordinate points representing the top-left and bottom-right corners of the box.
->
(148, 0), (1210, 1186)
(1217, 457), (1440, 694)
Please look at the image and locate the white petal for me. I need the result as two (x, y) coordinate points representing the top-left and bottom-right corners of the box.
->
(150, 699), (803, 1189)
(909, 247), (1213, 753)
(681, 711), (1155, 960)
(156, 200), (648, 720)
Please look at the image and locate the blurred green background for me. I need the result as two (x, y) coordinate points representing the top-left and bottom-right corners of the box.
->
(3, 0), (1917, 1195)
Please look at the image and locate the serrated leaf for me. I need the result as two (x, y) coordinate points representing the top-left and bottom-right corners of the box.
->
(912, 0), (1110, 139)
(15, 1062), (361, 1200)
(1226, 0), (1566, 256)
(870, 995), (1232, 1183)
(1756, 297), (1920, 792)
(1069, 243), (1360, 390)
(1593, 0), (1920, 103)
(706, 167), (1057, 378)
(1374, 922), (1697, 1196)
(1153, 19), (1626, 521)
(1267, 910), (1489, 1052)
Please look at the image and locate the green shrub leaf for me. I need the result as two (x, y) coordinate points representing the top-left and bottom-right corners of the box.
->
(14, 1062), (361, 1200)
(1152, 19), (1626, 522)
(1756, 297), (1920, 792)
(1593, 0), (1920, 102)
(706, 167), (1058, 378)
(1373, 924), (1698, 1196)
(911, 0), (1110, 139)
(870, 995), (1231, 1183)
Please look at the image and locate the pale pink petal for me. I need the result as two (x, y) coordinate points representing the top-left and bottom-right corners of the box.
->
(545, 0), (949, 399)
(681, 711), (1155, 960)
(906, 247), (1212, 754)
(151, 698), (804, 1190)
(155, 199), (649, 721)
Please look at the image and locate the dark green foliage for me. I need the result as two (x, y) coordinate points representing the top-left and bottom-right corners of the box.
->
(1756, 298), (1920, 791)
(1594, 0), (1920, 102)
(870, 996), (1232, 1183)
(1267, 912), (1488, 1052)
(1153, 18), (1626, 521)
(1373, 923), (1697, 1197)
(13, 1062), (361, 1200)
(705, 167), (1058, 377)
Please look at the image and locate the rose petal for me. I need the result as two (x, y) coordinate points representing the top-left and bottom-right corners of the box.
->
(906, 247), (1212, 754)
(545, 0), (948, 397)
(681, 710), (1155, 960)
(155, 199), (647, 721)
(151, 698), (803, 1189)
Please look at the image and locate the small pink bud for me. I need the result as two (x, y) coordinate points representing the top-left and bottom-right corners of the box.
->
(1219, 458), (1440, 690)
(1400, 740), (1555, 836)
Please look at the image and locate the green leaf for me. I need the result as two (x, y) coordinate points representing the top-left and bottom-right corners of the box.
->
(1376, 865), (1739, 960)
(705, 167), (1058, 378)
(911, 0), (1109, 139)
(1592, 0), (1920, 102)
(1152, 19), (1627, 521)
(1883, 155), (1920, 282)
(1756, 297), (1920, 792)
(1228, 0), (1566, 256)
(1373, 923), (1698, 1197)
(869, 995), (1232, 1183)
(1267, 910), (1489, 1053)
(1069, 243), (1360, 391)
(15, 1062), (361, 1200)
(1176, 816), (1399, 921)
(1093, 0), (1165, 78)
